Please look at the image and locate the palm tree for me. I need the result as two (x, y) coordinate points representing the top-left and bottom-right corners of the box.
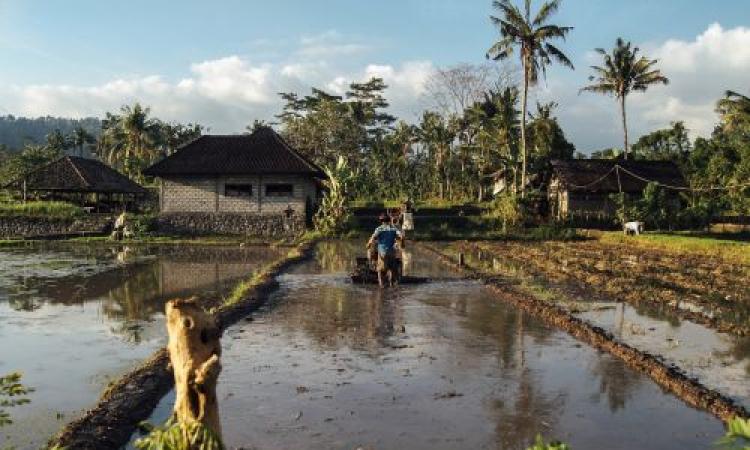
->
(716, 90), (750, 133)
(70, 126), (94, 157)
(45, 129), (70, 153)
(581, 38), (669, 160)
(487, 0), (573, 196)
(119, 103), (158, 176)
(418, 111), (455, 199)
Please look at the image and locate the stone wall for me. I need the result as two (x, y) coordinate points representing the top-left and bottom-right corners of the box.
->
(0, 214), (113, 239)
(160, 175), (317, 216)
(155, 212), (306, 238)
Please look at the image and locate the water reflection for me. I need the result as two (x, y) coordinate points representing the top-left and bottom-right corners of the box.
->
(137, 241), (720, 450)
(0, 243), (282, 450)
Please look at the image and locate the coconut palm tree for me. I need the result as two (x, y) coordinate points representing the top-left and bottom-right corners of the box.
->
(70, 126), (94, 157)
(716, 90), (750, 133)
(487, 0), (573, 196)
(581, 38), (669, 160)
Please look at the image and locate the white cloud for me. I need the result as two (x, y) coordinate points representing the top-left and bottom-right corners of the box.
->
(3, 36), (432, 132)
(549, 23), (750, 152)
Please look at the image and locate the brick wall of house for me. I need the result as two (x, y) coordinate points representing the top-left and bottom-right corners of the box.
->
(161, 175), (317, 215)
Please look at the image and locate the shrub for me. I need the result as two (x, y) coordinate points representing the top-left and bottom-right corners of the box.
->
(485, 193), (523, 233)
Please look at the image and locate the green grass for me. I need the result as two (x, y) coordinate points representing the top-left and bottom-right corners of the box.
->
(599, 231), (750, 264)
(0, 201), (83, 218)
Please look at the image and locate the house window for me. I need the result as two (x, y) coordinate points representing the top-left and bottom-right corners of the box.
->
(225, 184), (253, 197)
(265, 184), (294, 197)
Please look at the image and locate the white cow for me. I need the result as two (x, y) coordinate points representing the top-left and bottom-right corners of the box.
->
(624, 221), (645, 235)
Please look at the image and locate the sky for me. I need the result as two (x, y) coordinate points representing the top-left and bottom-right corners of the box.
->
(0, 0), (749, 152)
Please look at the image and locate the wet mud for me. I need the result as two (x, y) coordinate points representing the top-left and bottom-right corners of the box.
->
(136, 241), (724, 449)
(463, 240), (750, 336)
(0, 243), (285, 449)
(423, 242), (749, 422)
(47, 241), (314, 450)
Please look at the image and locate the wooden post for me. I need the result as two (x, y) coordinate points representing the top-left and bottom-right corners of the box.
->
(165, 298), (223, 439)
(458, 252), (465, 267)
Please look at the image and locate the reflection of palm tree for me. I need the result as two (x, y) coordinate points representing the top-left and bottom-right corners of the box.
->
(8, 297), (41, 312)
(589, 355), (642, 412)
(490, 367), (566, 449)
(275, 281), (402, 356)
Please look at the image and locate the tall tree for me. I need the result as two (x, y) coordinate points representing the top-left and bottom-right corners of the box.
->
(487, 0), (573, 196)
(716, 90), (750, 134)
(581, 37), (669, 160)
(346, 77), (396, 141)
(70, 126), (94, 157)
(418, 111), (455, 199)
(45, 129), (70, 153)
(118, 103), (159, 177)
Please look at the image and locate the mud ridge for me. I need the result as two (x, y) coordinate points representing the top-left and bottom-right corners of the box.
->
(466, 240), (750, 337)
(420, 243), (749, 422)
(48, 240), (317, 450)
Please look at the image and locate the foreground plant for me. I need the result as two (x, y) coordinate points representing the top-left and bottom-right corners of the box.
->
(0, 372), (33, 426)
(135, 418), (224, 450)
(716, 417), (750, 450)
(527, 434), (571, 450)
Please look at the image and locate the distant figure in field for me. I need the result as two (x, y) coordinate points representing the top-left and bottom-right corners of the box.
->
(367, 213), (404, 288)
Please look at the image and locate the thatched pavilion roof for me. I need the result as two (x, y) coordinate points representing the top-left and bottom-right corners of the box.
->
(4, 156), (146, 194)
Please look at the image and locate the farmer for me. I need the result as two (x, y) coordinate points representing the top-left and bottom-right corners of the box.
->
(367, 213), (404, 287)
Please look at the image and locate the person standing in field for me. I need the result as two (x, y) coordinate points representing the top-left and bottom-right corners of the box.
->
(367, 213), (404, 287)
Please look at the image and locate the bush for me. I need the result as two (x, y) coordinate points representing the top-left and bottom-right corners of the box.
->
(485, 193), (523, 233)
(130, 213), (158, 236)
(0, 201), (83, 218)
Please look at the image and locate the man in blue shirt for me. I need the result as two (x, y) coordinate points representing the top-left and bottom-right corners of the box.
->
(367, 213), (404, 287)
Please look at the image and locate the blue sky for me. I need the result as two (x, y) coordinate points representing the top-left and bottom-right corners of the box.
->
(1, 0), (749, 151)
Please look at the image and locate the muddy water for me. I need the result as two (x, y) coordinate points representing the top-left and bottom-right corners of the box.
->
(0, 244), (281, 450)
(139, 241), (721, 449)
(454, 243), (750, 413)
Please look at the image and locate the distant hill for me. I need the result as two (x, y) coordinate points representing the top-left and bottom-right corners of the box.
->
(0, 115), (101, 151)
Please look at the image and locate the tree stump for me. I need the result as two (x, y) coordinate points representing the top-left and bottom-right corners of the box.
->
(165, 298), (223, 439)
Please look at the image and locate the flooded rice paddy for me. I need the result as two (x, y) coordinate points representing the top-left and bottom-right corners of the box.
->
(138, 242), (721, 449)
(455, 241), (750, 412)
(0, 243), (282, 449)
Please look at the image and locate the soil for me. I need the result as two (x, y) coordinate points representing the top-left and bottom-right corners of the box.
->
(460, 239), (750, 336)
(420, 242), (749, 422)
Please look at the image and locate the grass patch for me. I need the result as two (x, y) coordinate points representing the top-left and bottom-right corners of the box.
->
(0, 201), (83, 218)
(599, 231), (750, 264)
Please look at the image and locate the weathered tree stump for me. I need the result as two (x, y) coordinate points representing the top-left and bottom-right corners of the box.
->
(165, 298), (223, 439)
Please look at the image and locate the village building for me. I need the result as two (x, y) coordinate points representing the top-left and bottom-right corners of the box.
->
(143, 126), (324, 223)
(3, 155), (147, 212)
(548, 159), (687, 220)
